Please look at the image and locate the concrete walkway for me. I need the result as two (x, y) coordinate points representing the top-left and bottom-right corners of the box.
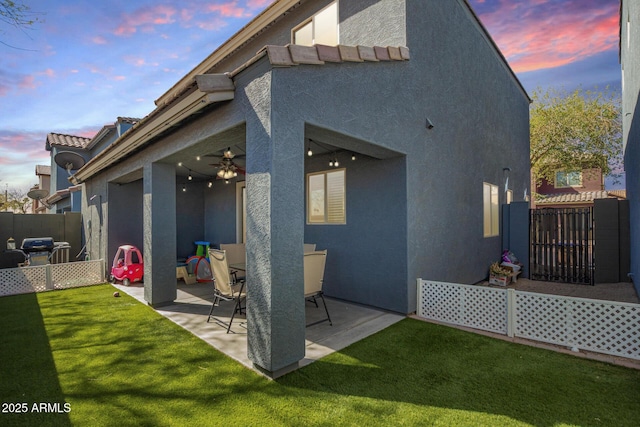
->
(113, 281), (404, 377)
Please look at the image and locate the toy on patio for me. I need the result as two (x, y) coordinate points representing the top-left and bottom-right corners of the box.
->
(109, 245), (144, 286)
(185, 255), (212, 282)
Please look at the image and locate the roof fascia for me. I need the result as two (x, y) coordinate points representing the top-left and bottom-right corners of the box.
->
(72, 88), (225, 183)
(85, 125), (116, 151)
(154, 0), (298, 107)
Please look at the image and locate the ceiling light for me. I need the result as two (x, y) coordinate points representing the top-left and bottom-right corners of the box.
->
(196, 156), (201, 161)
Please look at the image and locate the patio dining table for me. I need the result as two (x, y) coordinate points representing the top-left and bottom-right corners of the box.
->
(230, 263), (246, 272)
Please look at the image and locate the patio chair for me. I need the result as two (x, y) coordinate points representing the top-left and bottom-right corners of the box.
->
(207, 248), (246, 333)
(304, 250), (332, 327)
(219, 243), (246, 265)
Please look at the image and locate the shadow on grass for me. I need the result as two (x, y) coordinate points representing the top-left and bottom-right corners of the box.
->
(0, 292), (72, 427)
(278, 318), (640, 427)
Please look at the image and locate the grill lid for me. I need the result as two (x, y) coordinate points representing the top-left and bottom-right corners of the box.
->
(21, 237), (55, 252)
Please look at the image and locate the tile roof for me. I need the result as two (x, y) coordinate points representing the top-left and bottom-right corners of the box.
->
(46, 133), (92, 150)
(607, 189), (627, 199)
(536, 190), (626, 205)
(230, 44), (409, 76)
(35, 165), (51, 176)
(117, 117), (140, 124)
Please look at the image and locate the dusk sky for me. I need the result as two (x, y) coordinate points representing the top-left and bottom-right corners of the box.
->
(0, 0), (622, 191)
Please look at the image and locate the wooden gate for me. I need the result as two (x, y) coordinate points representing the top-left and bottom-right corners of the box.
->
(530, 208), (594, 285)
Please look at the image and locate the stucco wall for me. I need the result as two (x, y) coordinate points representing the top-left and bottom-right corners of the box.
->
(176, 182), (205, 259)
(304, 154), (408, 311)
(261, 0), (529, 312)
(108, 180), (143, 264)
(210, 0), (406, 74)
(621, 0), (640, 291)
(203, 179), (241, 248)
(405, 0), (530, 294)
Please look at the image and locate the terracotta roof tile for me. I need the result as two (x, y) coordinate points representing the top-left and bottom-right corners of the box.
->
(536, 190), (624, 205)
(46, 133), (92, 149)
(235, 44), (408, 77)
(357, 46), (379, 61)
(35, 165), (51, 176)
(117, 117), (140, 124)
(607, 189), (627, 199)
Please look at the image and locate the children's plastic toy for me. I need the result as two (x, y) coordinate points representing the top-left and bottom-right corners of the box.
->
(109, 245), (144, 286)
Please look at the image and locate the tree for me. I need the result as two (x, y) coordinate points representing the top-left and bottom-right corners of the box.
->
(0, 0), (42, 48)
(530, 87), (622, 188)
(6, 187), (32, 213)
(0, 184), (32, 213)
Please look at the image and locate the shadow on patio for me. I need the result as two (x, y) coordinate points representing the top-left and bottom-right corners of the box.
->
(113, 281), (404, 376)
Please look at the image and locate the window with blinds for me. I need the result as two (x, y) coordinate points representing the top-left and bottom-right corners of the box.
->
(307, 169), (345, 224)
(483, 182), (499, 237)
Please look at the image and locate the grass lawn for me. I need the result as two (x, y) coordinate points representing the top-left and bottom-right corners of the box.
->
(1, 284), (639, 426)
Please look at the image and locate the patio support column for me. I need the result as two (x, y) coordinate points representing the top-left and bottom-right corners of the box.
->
(143, 162), (177, 307)
(244, 78), (305, 376)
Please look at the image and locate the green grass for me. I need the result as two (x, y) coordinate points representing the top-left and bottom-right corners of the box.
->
(1, 284), (639, 426)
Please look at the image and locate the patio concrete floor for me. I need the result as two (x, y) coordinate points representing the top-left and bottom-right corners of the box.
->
(112, 281), (404, 377)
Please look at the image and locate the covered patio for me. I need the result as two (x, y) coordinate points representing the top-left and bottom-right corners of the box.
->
(112, 280), (404, 377)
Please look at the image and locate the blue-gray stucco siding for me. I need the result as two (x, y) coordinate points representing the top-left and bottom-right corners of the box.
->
(621, 0), (639, 292)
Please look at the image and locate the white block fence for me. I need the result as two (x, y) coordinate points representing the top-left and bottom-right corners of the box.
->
(417, 279), (640, 361)
(0, 260), (105, 297)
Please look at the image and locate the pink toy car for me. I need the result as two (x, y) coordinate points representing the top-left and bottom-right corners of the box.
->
(109, 245), (144, 286)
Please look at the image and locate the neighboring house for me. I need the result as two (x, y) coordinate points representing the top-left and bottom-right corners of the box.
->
(70, 0), (530, 376)
(44, 117), (138, 213)
(30, 165), (51, 213)
(533, 167), (626, 208)
(45, 133), (91, 213)
(620, 0), (640, 293)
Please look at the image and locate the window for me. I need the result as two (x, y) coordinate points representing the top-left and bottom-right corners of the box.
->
(483, 182), (499, 237)
(307, 169), (345, 224)
(293, 2), (338, 46)
(555, 171), (582, 188)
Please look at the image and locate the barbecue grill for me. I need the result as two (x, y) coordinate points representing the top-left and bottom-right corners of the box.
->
(21, 237), (55, 266)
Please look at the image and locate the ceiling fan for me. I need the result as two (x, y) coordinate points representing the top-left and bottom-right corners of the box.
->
(210, 147), (245, 181)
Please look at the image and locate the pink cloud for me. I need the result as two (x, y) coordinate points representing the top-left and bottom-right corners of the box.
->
(206, 2), (251, 18)
(38, 69), (55, 78)
(195, 17), (228, 31)
(92, 35), (108, 45)
(476, 0), (619, 73)
(0, 130), (49, 163)
(114, 5), (177, 37)
(246, 0), (275, 9)
(123, 55), (147, 67)
(18, 75), (37, 90)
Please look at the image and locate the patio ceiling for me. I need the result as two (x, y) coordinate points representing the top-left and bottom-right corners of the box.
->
(111, 123), (404, 185)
